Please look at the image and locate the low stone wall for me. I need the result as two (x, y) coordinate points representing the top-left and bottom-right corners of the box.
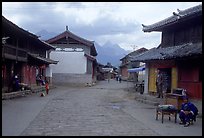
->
(2, 86), (49, 100)
(52, 73), (93, 86)
(2, 90), (31, 100)
(30, 86), (46, 93)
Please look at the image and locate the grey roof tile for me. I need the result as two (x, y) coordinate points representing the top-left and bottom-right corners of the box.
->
(142, 4), (202, 32)
(130, 43), (202, 62)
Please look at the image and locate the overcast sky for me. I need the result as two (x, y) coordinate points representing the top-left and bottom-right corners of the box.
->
(2, 2), (202, 51)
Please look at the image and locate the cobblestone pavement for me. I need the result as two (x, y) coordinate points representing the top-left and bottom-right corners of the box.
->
(20, 80), (158, 136)
(3, 80), (202, 136)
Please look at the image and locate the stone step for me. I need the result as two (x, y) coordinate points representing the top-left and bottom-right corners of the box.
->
(135, 93), (165, 104)
(136, 98), (160, 106)
(2, 90), (31, 100)
(2, 85), (57, 100)
(31, 86), (45, 93)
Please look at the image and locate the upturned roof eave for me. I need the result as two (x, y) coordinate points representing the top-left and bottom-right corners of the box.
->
(142, 4), (202, 32)
(131, 43), (202, 62)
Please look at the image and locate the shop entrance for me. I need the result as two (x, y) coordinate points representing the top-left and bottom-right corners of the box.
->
(159, 68), (171, 93)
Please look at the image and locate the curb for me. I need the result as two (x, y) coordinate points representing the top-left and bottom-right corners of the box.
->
(2, 90), (31, 100)
(136, 98), (160, 106)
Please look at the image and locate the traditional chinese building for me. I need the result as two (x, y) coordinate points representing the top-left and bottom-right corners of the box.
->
(96, 62), (105, 81)
(2, 16), (58, 93)
(119, 47), (148, 81)
(132, 4), (202, 99)
(46, 26), (98, 86)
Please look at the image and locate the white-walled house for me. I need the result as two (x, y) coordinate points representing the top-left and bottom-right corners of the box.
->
(46, 27), (97, 86)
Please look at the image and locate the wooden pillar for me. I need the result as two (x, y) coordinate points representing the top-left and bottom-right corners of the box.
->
(148, 67), (157, 93)
(171, 67), (178, 92)
(16, 38), (18, 62)
(144, 64), (149, 94)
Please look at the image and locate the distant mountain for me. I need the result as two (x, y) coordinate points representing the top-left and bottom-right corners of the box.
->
(36, 29), (129, 67)
(95, 41), (129, 67)
(36, 29), (57, 40)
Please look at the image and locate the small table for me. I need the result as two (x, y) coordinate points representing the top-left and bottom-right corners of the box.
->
(156, 106), (178, 123)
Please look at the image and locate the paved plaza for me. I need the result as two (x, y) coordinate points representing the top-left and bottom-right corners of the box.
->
(2, 80), (202, 136)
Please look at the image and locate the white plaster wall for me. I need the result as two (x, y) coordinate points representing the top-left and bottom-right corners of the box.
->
(52, 73), (92, 85)
(50, 51), (87, 74)
(138, 70), (145, 82)
(45, 66), (52, 77)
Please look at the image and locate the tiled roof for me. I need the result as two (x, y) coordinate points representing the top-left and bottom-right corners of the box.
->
(46, 30), (94, 46)
(46, 30), (97, 56)
(120, 47), (148, 61)
(40, 40), (56, 50)
(2, 16), (56, 50)
(142, 4), (202, 32)
(28, 53), (59, 64)
(130, 42), (202, 62)
(2, 16), (37, 39)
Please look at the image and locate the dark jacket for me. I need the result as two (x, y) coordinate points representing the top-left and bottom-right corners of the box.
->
(181, 102), (198, 116)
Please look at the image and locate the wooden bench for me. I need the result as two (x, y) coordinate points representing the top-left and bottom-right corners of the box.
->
(155, 91), (188, 123)
(156, 105), (178, 123)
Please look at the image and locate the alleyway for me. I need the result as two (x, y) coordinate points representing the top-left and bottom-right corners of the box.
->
(2, 80), (202, 136)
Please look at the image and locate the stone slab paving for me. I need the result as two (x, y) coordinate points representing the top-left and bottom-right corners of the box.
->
(20, 84), (158, 136)
(2, 80), (202, 136)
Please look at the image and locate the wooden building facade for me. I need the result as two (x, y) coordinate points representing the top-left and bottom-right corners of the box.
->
(96, 63), (105, 81)
(2, 16), (57, 93)
(119, 48), (148, 81)
(132, 4), (202, 99)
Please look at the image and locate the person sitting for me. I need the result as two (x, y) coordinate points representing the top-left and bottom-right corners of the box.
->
(179, 101), (198, 127)
(12, 75), (20, 91)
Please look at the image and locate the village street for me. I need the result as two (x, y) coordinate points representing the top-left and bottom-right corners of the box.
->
(2, 80), (202, 136)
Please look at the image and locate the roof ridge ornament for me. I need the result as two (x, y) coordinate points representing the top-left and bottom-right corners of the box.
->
(142, 24), (147, 27)
(177, 9), (181, 13)
(66, 25), (69, 31)
(173, 12), (182, 19)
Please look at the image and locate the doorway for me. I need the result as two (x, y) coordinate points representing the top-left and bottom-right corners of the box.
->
(159, 68), (171, 93)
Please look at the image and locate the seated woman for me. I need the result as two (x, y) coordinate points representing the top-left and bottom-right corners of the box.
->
(12, 75), (20, 91)
(179, 101), (198, 127)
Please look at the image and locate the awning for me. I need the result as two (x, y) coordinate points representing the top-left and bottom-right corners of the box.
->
(28, 53), (59, 64)
(128, 67), (145, 73)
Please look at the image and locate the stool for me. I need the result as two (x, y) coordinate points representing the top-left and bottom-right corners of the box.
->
(156, 105), (178, 123)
